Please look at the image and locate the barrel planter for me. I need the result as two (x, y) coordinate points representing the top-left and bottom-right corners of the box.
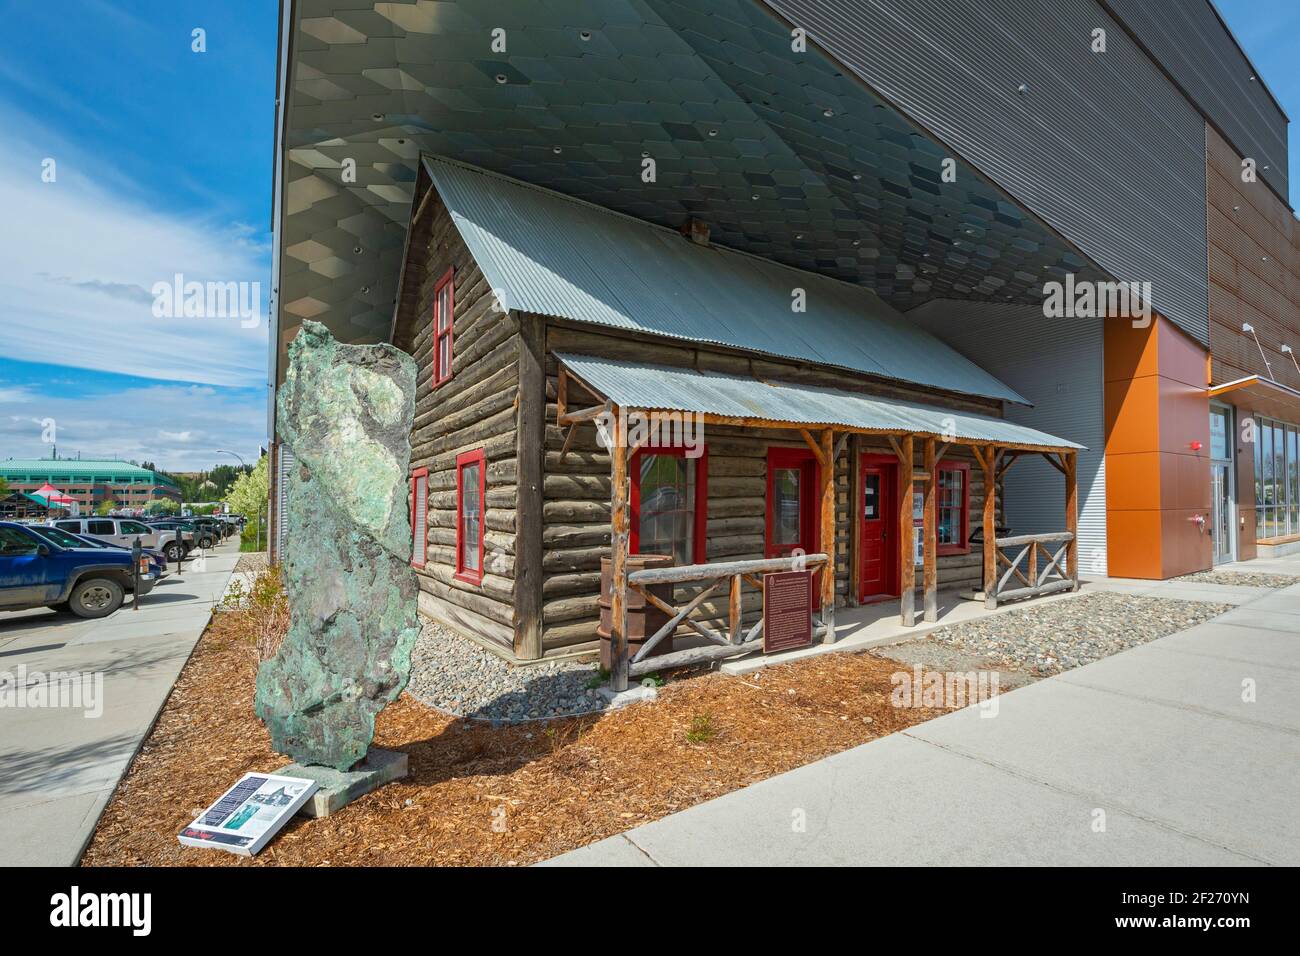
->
(597, 553), (675, 671)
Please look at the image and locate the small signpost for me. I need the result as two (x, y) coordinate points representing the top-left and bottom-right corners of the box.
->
(762, 569), (814, 654)
(178, 772), (318, 857)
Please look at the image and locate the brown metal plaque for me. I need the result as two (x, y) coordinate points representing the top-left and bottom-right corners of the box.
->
(763, 570), (813, 654)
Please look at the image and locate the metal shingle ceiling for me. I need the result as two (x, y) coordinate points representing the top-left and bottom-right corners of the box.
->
(430, 156), (1030, 406)
(555, 353), (1083, 449)
(276, 0), (1100, 366)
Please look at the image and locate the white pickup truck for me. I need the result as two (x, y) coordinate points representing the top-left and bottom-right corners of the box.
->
(47, 517), (194, 562)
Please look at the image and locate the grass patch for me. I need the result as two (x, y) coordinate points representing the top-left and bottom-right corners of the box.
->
(685, 712), (717, 744)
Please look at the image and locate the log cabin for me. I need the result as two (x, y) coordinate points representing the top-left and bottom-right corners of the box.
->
(390, 155), (1081, 685)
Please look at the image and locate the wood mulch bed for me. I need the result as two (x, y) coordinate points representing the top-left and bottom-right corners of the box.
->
(82, 612), (962, 867)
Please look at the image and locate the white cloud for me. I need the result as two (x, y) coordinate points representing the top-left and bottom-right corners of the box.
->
(0, 386), (36, 403)
(0, 107), (269, 389)
(0, 383), (265, 472)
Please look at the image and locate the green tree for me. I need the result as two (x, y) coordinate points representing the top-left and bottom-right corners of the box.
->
(0, 476), (9, 498)
(226, 454), (269, 519)
(144, 498), (180, 516)
(95, 499), (117, 516)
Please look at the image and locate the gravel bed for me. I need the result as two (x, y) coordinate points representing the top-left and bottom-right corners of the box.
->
(910, 592), (1231, 677)
(407, 620), (608, 722)
(234, 552), (269, 574)
(1174, 570), (1299, 589)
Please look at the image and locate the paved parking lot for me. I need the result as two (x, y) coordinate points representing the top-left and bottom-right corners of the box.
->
(0, 540), (239, 866)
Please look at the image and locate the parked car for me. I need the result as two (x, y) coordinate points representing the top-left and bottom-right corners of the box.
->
(188, 516), (233, 540)
(24, 524), (169, 579)
(47, 517), (192, 562)
(0, 521), (157, 618)
(147, 518), (218, 549)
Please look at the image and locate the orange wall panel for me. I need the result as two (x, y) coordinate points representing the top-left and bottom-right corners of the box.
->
(1104, 314), (1212, 578)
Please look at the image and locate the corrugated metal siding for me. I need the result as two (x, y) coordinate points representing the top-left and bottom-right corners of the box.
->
(275, 443), (294, 564)
(1103, 0), (1289, 200)
(425, 156), (1029, 406)
(908, 301), (1108, 575)
(761, 0), (1211, 344)
(555, 352), (1083, 450)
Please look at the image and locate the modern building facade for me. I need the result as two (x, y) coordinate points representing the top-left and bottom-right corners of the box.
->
(0, 459), (183, 512)
(268, 0), (1299, 660)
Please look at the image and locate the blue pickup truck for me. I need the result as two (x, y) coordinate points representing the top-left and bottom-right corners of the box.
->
(0, 521), (157, 618)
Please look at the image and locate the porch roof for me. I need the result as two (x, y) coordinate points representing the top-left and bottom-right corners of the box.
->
(1209, 375), (1300, 423)
(557, 353), (1083, 453)
(425, 156), (1030, 407)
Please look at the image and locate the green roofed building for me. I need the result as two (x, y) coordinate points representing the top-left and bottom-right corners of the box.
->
(0, 459), (182, 511)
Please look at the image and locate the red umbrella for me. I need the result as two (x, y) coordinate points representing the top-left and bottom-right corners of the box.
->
(32, 483), (75, 505)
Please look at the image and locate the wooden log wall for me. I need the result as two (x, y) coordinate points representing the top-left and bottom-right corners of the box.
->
(539, 320), (1004, 655)
(393, 196), (524, 653)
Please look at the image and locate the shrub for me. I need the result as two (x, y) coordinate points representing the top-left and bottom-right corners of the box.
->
(220, 566), (290, 662)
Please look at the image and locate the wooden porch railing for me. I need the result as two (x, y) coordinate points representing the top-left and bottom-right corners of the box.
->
(623, 553), (830, 678)
(987, 531), (1077, 607)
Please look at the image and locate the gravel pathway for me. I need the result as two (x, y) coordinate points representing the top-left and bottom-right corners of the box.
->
(407, 620), (608, 722)
(1174, 570), (1299, 589)
(234, 552), (269, 574)
(908, 592), (1231, 677)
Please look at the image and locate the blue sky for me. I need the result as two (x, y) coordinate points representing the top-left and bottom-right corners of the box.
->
(0, 0), (276, 470)
(0, 0), (1296, 471)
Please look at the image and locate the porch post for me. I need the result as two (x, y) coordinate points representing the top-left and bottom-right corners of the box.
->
(609, 404), (630, 691)
(1065, 450), (1079, 590)
(898, 434), (915, 626)
(982, 444), (997, 609)
(819, 428), (836, 642)
(923, 437), (937, 623)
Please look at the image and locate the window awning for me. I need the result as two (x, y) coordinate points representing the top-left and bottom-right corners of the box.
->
(1209, 375), (1300, 423)
(557, 354), (1084, 452)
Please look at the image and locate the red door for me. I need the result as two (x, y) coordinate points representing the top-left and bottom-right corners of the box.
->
(860, 456), (898, 602)
(766, 447), (821, 608)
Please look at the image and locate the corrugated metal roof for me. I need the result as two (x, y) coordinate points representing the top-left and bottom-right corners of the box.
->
(556, 353), (1083, 450)
(424, 156), (1030, 406)
(0, 459), (177, 484)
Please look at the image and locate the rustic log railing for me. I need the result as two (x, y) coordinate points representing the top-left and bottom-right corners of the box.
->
(623, 553), (830, 679)
(986, 531), (1077, 607)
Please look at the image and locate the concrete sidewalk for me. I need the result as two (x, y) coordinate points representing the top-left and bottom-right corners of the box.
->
(0, 541), (240, 866)
(544, 581), (1300, 867)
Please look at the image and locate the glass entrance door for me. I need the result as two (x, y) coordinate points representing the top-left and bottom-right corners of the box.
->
(1209, 405), (1234, 565)
(1211, 462), (1233, 564)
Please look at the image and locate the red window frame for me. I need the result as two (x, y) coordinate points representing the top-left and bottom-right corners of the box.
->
(432, 266), (455, 387)
(764, 446), (821, 558)
(630, 444), (708, 566)
(409, 467), (428, 569)
(454, 448), (486, 584)
(936, 459), (970, 556)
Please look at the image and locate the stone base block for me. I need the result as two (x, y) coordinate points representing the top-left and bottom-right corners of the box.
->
(279, 748), (409, 818)
(595, 683), (658, 710)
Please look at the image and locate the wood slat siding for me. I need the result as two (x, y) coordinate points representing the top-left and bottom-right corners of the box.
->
(393, 194), (523, 653)
(1206, 126), (1300, 394)
(539, 321), (1002, 654)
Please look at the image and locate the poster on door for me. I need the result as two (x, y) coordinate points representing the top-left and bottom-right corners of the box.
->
(912, 490), (923, 567)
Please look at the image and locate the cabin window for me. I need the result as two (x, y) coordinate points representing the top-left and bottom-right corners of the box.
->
(455, 449), (485, 583)
(631, 446), (708, 566)
(410, 467), (428, 569)
(432, 267), (455, 386)
(936, 461), (970, 554)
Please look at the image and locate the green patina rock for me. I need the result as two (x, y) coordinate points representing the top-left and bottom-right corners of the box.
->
(255, 320), (421, 771)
